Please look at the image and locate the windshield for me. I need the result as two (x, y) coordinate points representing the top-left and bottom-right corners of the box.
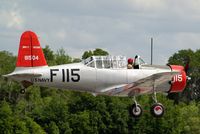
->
(139, 57), (146, 65)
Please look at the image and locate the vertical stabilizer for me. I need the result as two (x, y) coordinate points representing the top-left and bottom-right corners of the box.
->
(16, 31), (47, 67)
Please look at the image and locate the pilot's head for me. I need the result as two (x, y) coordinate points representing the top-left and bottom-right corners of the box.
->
(128, 58), (133, 64)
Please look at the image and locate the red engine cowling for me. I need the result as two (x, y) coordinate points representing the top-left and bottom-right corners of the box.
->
(169, 65), (187, 93)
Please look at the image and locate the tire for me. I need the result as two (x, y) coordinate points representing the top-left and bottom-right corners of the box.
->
(129, 104), (143, 118)
(20, 89), (25, 94)
(150, 103), (165, 117)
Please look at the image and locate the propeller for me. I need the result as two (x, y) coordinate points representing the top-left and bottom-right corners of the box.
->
(184, 58), (191, 81)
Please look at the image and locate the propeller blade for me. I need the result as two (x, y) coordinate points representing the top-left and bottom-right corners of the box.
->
(184, 58), (191, 81)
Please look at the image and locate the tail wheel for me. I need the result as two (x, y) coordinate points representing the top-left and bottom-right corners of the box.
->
(20, 88), (26, 94)
(150, 103), (165, 117)
(130, 104), (143, 118)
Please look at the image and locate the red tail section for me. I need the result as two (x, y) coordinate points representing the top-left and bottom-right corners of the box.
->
(16, 31), (47, 67)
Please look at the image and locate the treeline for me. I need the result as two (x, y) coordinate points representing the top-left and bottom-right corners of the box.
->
(0, 47), (200, 134)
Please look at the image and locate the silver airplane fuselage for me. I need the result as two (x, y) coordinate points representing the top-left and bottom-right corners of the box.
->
(9, 63), (172, 96)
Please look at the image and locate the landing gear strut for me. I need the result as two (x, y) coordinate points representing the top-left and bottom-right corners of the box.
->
(130, 97), (143, 118)
(20, 83), (26, 94)
(150, 84), (165, 117)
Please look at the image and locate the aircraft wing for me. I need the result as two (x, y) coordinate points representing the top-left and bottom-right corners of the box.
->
(104, 71), (179, 97)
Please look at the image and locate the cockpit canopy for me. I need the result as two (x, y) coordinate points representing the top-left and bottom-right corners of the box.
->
(83, 56), (127, 69)
(83, 55), (146, 69)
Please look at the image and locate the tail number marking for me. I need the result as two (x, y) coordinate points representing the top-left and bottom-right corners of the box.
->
(24, 55), (39, 61)
(50, 69), (80, 82)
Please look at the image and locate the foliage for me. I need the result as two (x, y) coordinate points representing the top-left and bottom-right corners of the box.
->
(43, 45), (56, 66)
(43, 46), (73, 65)
(82, 48), (109, 59)
(0, 51), (16, 74)
(0, 47), (200, 133)
(55, 48), (72, 65)
(82, 50), (93, 60)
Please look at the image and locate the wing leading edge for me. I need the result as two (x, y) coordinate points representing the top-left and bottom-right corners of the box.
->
(103, 71), (179, 97)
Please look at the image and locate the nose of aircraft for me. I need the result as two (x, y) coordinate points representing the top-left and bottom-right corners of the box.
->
(169, 65), (187, 93)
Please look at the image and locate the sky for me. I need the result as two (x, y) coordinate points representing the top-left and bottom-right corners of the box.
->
(0, 0), (200, 65)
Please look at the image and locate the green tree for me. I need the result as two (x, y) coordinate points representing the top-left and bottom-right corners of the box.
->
(25, 117), (45, 134)
(72, 58), (81, 63)
(168, 49), (194, 65)
(179, 102), (200, 134)
(13, 118), (29, 134)
(0, 51), (16, 75)
(43, 45), (56, 66)
(93, 48), (109, 56)
(82, 49), (109, 59)
(69, 111), (92, 134)
(0, 51), (21, 102)
(0, 100), (14, 133)
(48, 121), (60, 134)
(55, 48), (72, 65)
(82, 50), (93, 59)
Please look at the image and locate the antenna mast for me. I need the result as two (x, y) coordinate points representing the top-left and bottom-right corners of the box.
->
(151, 38), (153, 65)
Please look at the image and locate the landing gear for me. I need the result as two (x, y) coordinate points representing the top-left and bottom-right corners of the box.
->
(150, 83), (165, 117)
(129, 83), (165, 118)
(19, 80), (33, 94)
(130, 97), (143, 118)
(20, 83), (26, 94)
(130, 104), (143, 118)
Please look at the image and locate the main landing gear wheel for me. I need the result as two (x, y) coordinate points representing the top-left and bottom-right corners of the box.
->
(130, 104), (143, 118)
(150, 103), (165, 117)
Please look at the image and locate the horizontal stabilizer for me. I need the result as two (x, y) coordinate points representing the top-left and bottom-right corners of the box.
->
(3, 73), (42, 78)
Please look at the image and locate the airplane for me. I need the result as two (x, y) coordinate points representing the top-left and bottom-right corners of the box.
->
(3, 31), (190, 118)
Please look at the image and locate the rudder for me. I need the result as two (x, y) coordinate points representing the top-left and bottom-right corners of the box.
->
(16, 31), (47, 67)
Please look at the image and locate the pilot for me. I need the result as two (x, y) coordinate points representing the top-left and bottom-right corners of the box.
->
(134, 55), (140, 69)
(127, 58), (134, 69)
